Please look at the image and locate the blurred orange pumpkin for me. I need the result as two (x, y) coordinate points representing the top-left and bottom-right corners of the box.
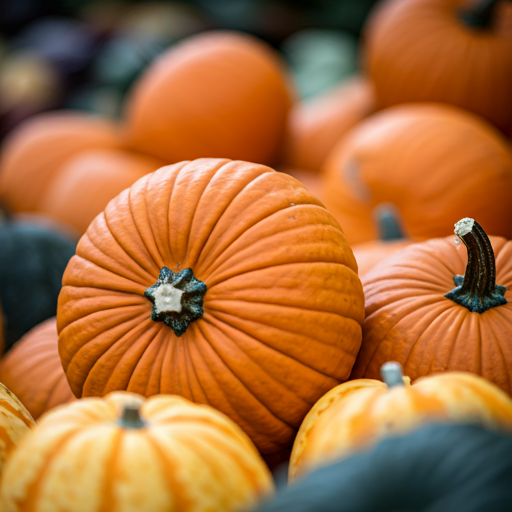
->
(366, 0), (512, 131)
(124, 31), (294, 165)
(280, 168), (323, 202)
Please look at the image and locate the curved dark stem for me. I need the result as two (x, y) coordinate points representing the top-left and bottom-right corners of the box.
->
(445, 218), (507, 313)
(374, 204), (405, 241)
(459, 0), (502, 30)
(117, 403), (147, 429)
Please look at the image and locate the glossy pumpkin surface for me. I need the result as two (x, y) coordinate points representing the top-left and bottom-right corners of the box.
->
(0, 318), (74, 420)
(57, 158), (364, 458)
(0, 392), (273, 512)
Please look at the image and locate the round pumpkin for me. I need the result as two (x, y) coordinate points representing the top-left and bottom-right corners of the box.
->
(289, 362), (512, 480)
(365, 0), (512, 132)
(123, 31), (294, 165)
(0, 318), (74, 420)
(279, 168), (323, 202)
(57, 158), (365, 459)
(257, 423), (512, 512)
(0, 383), (34, 478)
(37, 148), (164, 234)
(0, 392), (273, 512)
(321, 103), (512, 245)
(353, 218), (512, 396)
(282, 77), (374, 172)
(0, 112), (120, 213)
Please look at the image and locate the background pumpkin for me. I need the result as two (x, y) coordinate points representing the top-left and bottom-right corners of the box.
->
(0, 392), (273, 512)
(0, 112), (120, 213)
(365, 0), (512, 132)
(279, 168), (323, 202)
(321, 103), (512, 245)
(353, 219), (512, 396)
(0, 318), (74, 420)
(289, 362), (512, 480)
(57, 158), (365, 461)
(123, 31), (294, 165)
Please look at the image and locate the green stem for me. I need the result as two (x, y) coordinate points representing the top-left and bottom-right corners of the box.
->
(381, 362), (405, 388)
(459, 0), (502, 29)
(117, 403), (147, 429)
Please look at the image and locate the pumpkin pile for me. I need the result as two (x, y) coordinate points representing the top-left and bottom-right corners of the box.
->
(0, 0), (512, 510)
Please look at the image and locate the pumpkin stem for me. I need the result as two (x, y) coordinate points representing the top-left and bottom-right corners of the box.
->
(374, 203), (405, 241)
(381, 362), (406, 388)
(144, 267), (207, 337)
(459, 0), (502, 29)
(445, 218), (507, 313)
(117, 403), (147, 429)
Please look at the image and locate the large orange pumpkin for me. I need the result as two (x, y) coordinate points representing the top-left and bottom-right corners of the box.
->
(289, 362), (512, 480)
(353, 218), (512, 396)
(281, 77), (374, 172)
(38, 148), (164, 234)
(0, 318), (74, 420)
(321, 104), (512, 245)
(124, 31), (294, 165)
(0, 112), (120, 213)
(0, 392), (273, 512)
(365, 0), (512, 132)
(57, 158), (365, 459)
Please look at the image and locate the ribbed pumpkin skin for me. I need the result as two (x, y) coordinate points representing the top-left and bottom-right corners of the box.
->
(0, 318), (74, 420)
(124, 31), (293, 165)
(352, 236), (512, 395)
(352, 239), (412, 277)
(38, 148), (164, 235)
(289, 372), (512, 480)
(321, 104), (512, 245)
(57, 158), (364, 456)
(0, 112), (120, 213)
(281, 77), (374, 172)
(0, 392), (273, 512)
(0, 383), (34, 477)
(366, 0), (512, 131)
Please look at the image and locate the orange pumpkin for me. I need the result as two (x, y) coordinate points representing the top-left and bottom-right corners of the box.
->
(0, 112), (120, 213)
(0, 302), (4, 356)
(57, 158), (365, 459)
(0, 383), (34, 477)
(279, 168), (323, 202)
(289, 362), (512, 480)
(353, 218), (512, 396)
(365, 0), (512, 131)
(282, 77), (374, 172)
(38, 148), (164, 234)
(0, 318), (74, 420)
(124, 31), (294, 165)
(0, 392), (273, 512)
(321, 103), (512, 245)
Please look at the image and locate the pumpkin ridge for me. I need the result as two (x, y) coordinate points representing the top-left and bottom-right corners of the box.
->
(98, 429), (122, 512)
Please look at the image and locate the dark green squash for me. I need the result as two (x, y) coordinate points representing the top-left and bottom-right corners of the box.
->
(256, 423), (512, 512)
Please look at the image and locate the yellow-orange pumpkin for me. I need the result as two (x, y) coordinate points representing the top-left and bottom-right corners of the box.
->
(57, 158), (365, 459)
(279, 168), (324, 202)
(289, 362), (512, 480)
(124, 31), (294, 165)
(0, 318), (74, 420)
(0, 392), (273, 512)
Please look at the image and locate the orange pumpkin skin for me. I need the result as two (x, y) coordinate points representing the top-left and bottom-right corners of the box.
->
(352, 233), (512, 395)
(0, 112), (120, 213)
(0, 392), (273, 512)
(321, 104), (512, 245)
(282, 77), (374, 172)
(289, 370), (512, 480)
(279, 168), (324, 203)
(366, 0), (512, 132)
(0, 383), (34, 477)
(124, 31), (294, 165)
(38, 149), (164, 235)
(352, 239), (413, 277)
(57, 158), (364, 457)
(0, 318), (75, 420)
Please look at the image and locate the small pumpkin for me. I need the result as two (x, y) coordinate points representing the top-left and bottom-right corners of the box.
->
(0, 318), (74, 420)
(281, 77), (374, 172)
(353, 218), (512, 395)
(257, 423), (512, 512)
(57, 158), (365, 460)
(0, 112), (120, 213)
(365, 0), (512, 131)
(0, 383), (34, 478)
(37, 148), (164, 234)
(289, 362), (512, 480)
(0, 392), (273, 512)
(124, 31), (294, 165)
(321, 104), (512, 245)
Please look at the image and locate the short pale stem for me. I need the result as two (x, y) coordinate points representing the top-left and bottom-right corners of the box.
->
(460, 0), (502, 29)
(381, 362), (405, 388)
(117, 404), (147, 429)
